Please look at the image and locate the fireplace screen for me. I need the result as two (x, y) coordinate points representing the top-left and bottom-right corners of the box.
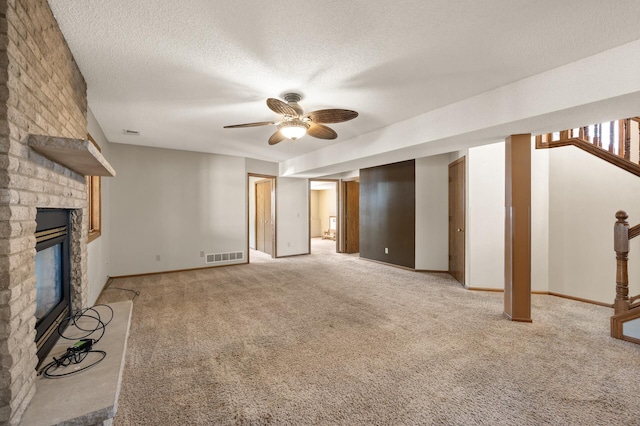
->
(34, 208), (71, 366)
(35, 243), (63, 321)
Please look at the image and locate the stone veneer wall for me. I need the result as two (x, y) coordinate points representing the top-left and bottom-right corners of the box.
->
(0, 0), (88, 424)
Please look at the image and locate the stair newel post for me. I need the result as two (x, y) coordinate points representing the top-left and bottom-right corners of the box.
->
(614, 210), (630, 315)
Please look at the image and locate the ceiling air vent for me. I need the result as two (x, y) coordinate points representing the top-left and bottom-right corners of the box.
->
(123, 129), (140, 136)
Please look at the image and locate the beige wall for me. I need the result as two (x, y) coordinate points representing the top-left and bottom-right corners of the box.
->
(415, 154), (449, 271)
(310, 188), (337, 238)
(276, 177), (309, 256)
(548, 145), (640, 303)
(108, 144), (247, 276)
(310, 190), (321, 237)
(318, 188), (337, 236)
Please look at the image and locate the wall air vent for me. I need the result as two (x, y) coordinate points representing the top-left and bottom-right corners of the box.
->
(205, 251), (244, 264)
(123, 129), (140, 136)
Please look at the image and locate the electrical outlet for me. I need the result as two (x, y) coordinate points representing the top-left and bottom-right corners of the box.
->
(384, 247), (388, 254)
(287, 242), (291, 247)
(156, 255), (161, 261)
(200, 251), (204, 257)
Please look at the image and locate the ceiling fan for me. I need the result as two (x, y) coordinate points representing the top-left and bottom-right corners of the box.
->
(223, 93), (358, 145)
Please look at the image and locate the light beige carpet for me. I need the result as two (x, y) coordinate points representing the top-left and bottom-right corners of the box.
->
(99, 239), (640, 425)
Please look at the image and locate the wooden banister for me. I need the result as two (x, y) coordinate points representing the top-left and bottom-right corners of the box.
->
(629, 223), (640, 240)
(536, 117), (640, 177)
(611, 211), (640, 343)
(614, 210), (630, 315)
(535, 137), (640, 179)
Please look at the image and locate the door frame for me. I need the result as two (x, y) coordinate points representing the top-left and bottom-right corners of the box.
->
(308, 179), (339, 253)
(448, 156), (466, 285)
(247, 173), (277, 261)
(340, 177), (359, 254)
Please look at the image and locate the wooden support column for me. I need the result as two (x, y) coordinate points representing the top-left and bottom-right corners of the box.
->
(504, 134), (532, 322)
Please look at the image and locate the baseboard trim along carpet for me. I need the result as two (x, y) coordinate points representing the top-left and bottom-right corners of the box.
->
(110, 261), (248, 279)
(467, 287), (613, 308)
(359, 257), (415, 271)
(276, 252), (310, 259)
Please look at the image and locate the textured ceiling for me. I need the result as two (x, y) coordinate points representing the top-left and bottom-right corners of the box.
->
(48, 1), (640, 165)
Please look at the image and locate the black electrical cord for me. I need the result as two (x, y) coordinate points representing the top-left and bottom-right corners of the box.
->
(38, 304), (114, 379)
(40, 348), (107, 378)
(106, 276), (140, 300)
(57, 304), (114, 343)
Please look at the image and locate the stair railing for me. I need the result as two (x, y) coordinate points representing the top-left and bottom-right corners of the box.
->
(536, 118), (640, 178)
(537, 118), (639, 159)
(612, 211), (640, 341)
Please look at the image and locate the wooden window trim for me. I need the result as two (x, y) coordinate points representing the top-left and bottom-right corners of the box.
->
(87, 134), (102, 243)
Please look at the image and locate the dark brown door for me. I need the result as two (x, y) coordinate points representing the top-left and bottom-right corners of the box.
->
(448, 157), (465, 284)
(255, 179), (273, 255)
(344, 180), (360, 253)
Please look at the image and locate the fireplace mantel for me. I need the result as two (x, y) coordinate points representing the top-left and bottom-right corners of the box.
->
(28, 134), (116, 177)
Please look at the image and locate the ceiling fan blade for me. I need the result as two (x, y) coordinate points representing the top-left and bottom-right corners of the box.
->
(304, 109), (358, 124)
(307, 123), (337, 140)
(268, 130), (286, 145)
(267, 98), (298, 117)
(223, 121), (276, 128)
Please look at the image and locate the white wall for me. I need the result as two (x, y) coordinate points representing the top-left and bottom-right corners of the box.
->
(548, 145), (640, 303)
(466, 143), (505, 288)
(531, 141), (550, 293)
(86, 109), (112, 305)
(246, 158), (278, 176)
(457, 140), (550, 291)
(415, 154), (449, 271)
(461, 139), (549, 292)
(108, 144), (246, 276)
(461, 136), (639, 302)
(276, 177), (309, 256)
(320, 170), (360, 180)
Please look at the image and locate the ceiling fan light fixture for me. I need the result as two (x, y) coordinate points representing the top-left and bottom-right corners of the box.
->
(278, 120), (309, 140)
(223, 95), (357, 145)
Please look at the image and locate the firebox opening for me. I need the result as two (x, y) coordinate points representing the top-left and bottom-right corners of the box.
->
(34, 208), (72, 368)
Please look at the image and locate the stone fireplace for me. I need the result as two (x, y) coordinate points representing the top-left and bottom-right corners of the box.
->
(0, 0), (115, 424)
(33, 208), (72, 367)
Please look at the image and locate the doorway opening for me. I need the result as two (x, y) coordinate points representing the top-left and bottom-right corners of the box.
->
(248, 174), (276, 262)
(309, 179), (338, 253)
